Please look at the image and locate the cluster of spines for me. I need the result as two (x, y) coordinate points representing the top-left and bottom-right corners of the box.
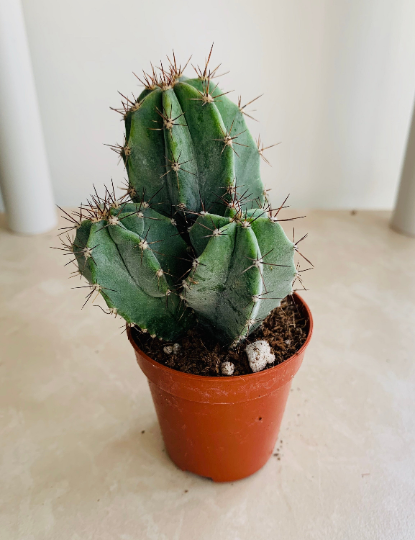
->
(110, 52), (193, 120)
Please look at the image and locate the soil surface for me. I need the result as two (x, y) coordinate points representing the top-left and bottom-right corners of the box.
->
(131, 296), (309, 376)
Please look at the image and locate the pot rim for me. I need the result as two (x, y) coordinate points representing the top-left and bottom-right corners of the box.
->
(127, 292), (313, 383)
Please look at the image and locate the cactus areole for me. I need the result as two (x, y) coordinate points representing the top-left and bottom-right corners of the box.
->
(60, 47), (312, 351)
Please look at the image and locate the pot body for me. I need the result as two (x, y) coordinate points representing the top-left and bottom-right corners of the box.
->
(128, 294), (313, 482)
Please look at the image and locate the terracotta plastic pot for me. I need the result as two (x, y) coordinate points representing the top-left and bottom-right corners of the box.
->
(127, 293), (313, 482)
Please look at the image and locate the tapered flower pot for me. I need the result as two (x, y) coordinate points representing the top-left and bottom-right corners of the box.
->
(128, 293), (313, 482)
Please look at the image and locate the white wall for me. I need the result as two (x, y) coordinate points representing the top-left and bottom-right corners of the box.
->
(2, 0), (414, 211)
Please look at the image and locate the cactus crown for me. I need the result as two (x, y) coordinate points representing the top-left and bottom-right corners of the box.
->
(58, 47), (311, 347)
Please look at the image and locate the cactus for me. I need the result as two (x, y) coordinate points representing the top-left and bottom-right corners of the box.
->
(67, 194), (193, 340)
(182, 203), (297, 346)
(111, 47), (267, 221)
(58, 49), (310, 350)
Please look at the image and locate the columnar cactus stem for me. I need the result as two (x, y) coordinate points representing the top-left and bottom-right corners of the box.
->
(182, 209), (296, 345)
(117, 50), (266, 219)
(72, 200), (193, 340)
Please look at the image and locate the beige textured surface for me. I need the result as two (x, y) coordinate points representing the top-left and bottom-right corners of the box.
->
(0, 210), (414, 539)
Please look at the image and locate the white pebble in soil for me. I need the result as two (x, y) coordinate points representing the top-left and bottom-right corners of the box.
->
(221, 361), (235, 376)
(246, 340), (276, 373)
(163, 343), (181, 355)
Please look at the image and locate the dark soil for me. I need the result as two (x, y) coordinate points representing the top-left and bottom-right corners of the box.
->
(131, 297), (309, 376)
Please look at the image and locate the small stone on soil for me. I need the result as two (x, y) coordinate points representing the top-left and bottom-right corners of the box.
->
(221, 361), (235, 376)
(246, 340), (275, 373)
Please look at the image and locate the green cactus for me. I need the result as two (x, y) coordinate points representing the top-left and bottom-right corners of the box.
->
(69, 198), (193, 340)
(111, 48), (266, 221)
(59, 49), (310, 350)
(182, 204), (296, 346)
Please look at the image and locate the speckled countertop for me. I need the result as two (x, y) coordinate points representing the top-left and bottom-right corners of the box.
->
(0, 210), (414, 540)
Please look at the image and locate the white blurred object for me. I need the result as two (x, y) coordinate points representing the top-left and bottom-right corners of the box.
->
(246, 340), (275, 373)
(0, 0), (56, 234)
(221, 361), (235, 376)
(391, 99), (415, 237)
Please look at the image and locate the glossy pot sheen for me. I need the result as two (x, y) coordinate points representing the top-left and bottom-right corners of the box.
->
(128, 294), (313, 482)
